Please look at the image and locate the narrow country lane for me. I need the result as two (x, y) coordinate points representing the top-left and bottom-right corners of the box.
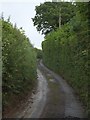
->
(2, 2), (88, 119)
(38, 61), (86, 118)
(6, 61), (86, 118)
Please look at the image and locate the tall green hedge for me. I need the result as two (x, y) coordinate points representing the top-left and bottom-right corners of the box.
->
(42, 2), (89, 113)
(2, 19), (37, 106)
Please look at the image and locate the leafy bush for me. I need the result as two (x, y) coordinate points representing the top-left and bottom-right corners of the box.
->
(2, 18), (37, 107)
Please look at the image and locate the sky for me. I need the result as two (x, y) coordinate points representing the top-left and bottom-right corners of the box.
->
(0, 0), (52, 49)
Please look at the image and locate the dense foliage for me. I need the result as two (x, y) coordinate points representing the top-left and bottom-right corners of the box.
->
(32, 2), (75, 35)
(34, 48), (42, 59)
(2, 18), (37, 107)
(42, 2), (89, 114)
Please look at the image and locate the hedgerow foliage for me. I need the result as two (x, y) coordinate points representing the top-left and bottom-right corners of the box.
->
(42, 2), (89, 112)
(2, 18), (37, 106)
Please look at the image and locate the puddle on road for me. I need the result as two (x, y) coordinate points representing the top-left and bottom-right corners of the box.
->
(47, 73), (52, 77)
(49, 79), (56, 83)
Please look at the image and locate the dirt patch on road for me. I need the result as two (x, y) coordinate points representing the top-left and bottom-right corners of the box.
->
(40, 78), (65, 118)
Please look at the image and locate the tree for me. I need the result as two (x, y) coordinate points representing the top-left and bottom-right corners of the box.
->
(32, 2), (75, 35)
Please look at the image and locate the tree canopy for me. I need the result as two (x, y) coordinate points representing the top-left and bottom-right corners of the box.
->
(32, 2), (75, 35)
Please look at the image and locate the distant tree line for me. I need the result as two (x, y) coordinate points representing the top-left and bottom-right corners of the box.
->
(34, 48), (42, 59)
